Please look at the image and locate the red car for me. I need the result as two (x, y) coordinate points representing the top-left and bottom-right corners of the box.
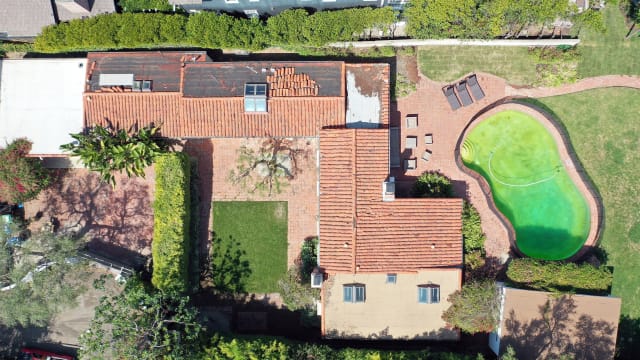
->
(19, 348), (74, 360)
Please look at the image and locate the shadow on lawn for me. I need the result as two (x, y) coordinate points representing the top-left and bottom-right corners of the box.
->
(206, 231), (252, 294)
(617, 315), (640, 359)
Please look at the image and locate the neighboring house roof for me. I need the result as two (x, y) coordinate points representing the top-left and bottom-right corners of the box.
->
(0, 59), (87, 156)
(494, 287), (621, 360)
(56, 0), (116, 22)
(0, 0), (56, 39)
(322, 269), (461, 340)
(319, 128), (463, 273)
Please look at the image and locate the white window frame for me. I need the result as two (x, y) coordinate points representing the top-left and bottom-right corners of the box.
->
(418, 284), (440, 304)
(343, 284), (366, 303)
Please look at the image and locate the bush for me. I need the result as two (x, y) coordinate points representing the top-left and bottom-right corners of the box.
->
(277, 268), (319, 312)
(506, 258), (613, 295)
(118, 0), (172, 12)
(462, 201), (486, 253)
(152, 153), (191, 293)
(442, 280), (500, 334)
(413, 171), (453, 198)
(0, 139), (51, 203)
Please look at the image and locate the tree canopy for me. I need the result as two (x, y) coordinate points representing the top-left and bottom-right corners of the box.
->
(0, 138), (50, 203)
(442, 280), (500, 333)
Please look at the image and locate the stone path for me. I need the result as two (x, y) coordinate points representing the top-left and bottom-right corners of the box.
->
(394, 72), (640, 261)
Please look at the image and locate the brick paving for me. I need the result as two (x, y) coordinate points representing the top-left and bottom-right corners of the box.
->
(395, 72), (640, 261)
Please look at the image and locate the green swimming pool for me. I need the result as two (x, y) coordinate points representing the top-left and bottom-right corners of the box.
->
(461, 110), (590, 260)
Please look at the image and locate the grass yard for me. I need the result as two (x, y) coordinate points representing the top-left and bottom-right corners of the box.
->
(212, 201), (288, 294)
(526, 88), (640, 358)
(577, 6), (640, 78)
(418, 46), (539, 85)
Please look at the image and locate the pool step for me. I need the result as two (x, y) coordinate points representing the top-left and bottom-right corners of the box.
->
(461, 139), (476, 162)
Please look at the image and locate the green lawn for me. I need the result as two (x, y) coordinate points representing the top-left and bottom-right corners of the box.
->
(212, 201), (288, 294)
(418, 46), (539, 86)
(526, 88), (640, 357)
(577, 6), (640, 78)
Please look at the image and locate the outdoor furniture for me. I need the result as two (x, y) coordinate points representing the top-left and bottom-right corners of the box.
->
(404, 158), (417, 170)
(422, 150), (432, 162)
(406, 136), (418, 149)
(455, 81), (473, 106)
(442, 85), (461, 111)
(406, 115), (418, 129)
(425, 134), (433, 144)
(467, 74), (485, 100)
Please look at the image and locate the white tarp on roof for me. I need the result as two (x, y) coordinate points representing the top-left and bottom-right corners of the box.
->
(0, 58), (86, 155)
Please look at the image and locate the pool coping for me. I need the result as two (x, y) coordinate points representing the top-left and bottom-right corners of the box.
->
(455, 100), (602, 261)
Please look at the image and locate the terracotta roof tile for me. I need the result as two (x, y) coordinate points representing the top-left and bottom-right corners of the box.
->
(319, 128), (463, 274)
(84, 94), (345, 137)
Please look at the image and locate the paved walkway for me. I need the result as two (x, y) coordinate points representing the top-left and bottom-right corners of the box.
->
(330, 38), (580, 48)
(394, 72), (640, 260)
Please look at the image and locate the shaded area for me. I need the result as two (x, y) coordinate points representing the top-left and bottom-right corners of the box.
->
(502, 295), (617, 360)
(207, 232), (252, 294)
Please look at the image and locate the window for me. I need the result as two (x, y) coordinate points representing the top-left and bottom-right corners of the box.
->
(343, 284), (365, 303)
(244, 83), (268, 112)
(386, 273), (397, 284)
(418, 284), (440, 304)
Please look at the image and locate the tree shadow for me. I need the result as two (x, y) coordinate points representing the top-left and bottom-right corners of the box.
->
(502, 295), (617, 360)
(207, 232), (252, 295)
(617, 315), (640, 359)
(34, 171), (153, 263)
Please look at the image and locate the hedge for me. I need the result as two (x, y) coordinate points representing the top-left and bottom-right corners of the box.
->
(152, 153), (191, 293)
(34, 7), (395, 53)
(506, 258), (613, 295)
(201, 334), (483, 360)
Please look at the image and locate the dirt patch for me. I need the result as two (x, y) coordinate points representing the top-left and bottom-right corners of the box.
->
(397, 48), (419, 84)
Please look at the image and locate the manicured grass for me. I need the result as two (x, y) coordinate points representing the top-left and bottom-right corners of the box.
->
(212, 201), (287, 294)
(577, 6), (640, 78)
(418, 46), (538, 85)
(526, 88), (640, 356)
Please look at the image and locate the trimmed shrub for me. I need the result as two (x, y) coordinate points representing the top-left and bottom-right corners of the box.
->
(506, 258), (613, 295)
(462, 201), (486, 253)
(0, 139), (51, 203)
(118, 0), (172, 12)
(413, 171), (453, 198)
(152, 153), (191, 293)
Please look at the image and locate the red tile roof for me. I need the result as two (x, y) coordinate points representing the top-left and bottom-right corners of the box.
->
(84, 94), (345, 137)
(319, 128), (463, 274)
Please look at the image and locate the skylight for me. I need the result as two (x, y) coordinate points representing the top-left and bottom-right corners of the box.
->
(244, 83), (268, 112)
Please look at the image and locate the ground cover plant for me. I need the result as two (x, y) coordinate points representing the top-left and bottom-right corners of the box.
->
(212, 201), (287, 293)
(152, 153), (191, 293)
(527, 87), (640, 357)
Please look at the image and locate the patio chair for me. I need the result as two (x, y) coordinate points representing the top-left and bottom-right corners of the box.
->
(422, 150), (432, 162)
(442, 85), (461, 111)
(406, 136), (418, 149)
(406, 115), (418, 129)
(455, 81), (473, 106)
(467, 74), (485, 100)
(425, 134), (433, 145)
(404, 158), (417, 170)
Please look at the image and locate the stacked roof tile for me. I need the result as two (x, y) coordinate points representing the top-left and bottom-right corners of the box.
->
(319, 128), (463, 274)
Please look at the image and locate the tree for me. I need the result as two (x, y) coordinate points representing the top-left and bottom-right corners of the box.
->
(0, 233), (87, 327)
(413, 171), (453, 198)
(229, 137), (309, 196)
(405, 0), (478, 39)
(79, 276), (203, 360)
(60, 124), (166, 186)
(442, 280), (500, 334)
(0, 139), (51, 203)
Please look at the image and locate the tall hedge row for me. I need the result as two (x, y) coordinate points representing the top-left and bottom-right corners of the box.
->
(34, 7), (395, 53)
(506, 258), (613, 295)
(152, 153), (191, 293)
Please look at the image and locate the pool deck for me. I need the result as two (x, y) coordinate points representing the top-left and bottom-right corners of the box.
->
(392, 73), (637, 261)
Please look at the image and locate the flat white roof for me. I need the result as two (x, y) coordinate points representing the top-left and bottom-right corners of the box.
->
(0, 58), (87, 155)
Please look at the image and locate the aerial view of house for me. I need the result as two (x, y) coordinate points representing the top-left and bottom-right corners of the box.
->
(0, 0), (639, 359)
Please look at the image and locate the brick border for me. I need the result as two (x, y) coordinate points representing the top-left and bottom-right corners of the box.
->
(455, 101), (602, 261)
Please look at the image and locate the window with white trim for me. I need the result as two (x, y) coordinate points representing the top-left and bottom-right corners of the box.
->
(343, 284), (365, 303)
(418, 284), (440, 304)
(244, 83), (267, 112)
(386, 273), (397, 284)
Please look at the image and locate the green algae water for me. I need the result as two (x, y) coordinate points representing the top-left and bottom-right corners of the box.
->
(461, 110), (590, 260)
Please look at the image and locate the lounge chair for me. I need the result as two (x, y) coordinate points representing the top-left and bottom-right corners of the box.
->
(467, 74), (485, 100)
(442, 85), (461, 111)
(455, 81), (473, 106)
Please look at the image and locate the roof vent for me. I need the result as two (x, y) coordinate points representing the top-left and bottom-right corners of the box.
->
(383, 177), (395, 202)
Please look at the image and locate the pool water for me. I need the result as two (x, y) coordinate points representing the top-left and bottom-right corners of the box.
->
(461, 110), (590, 260)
